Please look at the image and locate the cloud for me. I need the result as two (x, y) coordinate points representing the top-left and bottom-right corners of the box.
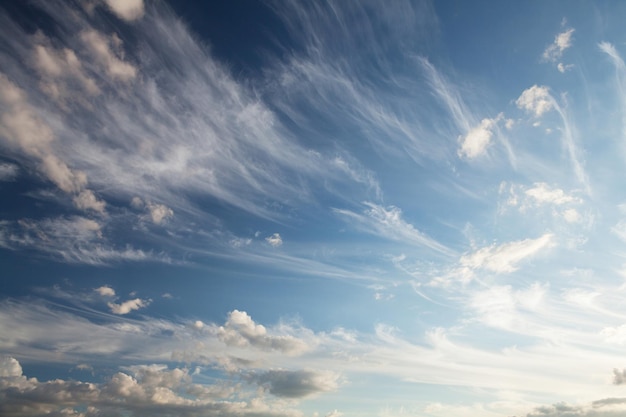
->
(333, 202), (451, 255)
(103, 0), (145, 21)
(249, 369), (339, 398)
(0, 357), (305, 417)
(73, 189), (106, 214)
(522, 398), (626, 417)
(80, 30), (137, 82)
(460, 233), (555, 274)
(107, 297), (150, 315)
(0, 162), (18, 181)
(265, 233), (283, 248)
(0, 216), (160, 265)
(516, 85), (554, 118)
(458, 115), (502, 159)
(0, 356), (22, 377)
(543, 28), (575, 71)
(95, 285), (115, 297)
(524, 183), (579, 205)
(147, 202), (174, 225)
(215, 310), (309, 355)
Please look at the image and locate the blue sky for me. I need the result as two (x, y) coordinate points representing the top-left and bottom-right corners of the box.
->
(2, 0), (626, 416)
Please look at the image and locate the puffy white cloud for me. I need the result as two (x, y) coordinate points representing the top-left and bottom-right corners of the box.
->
(0, 356), (22, 377)
(103, 0), (145, 21)
(73, 189), (106, 214)
(107, 297), (150, 315)
(265, 233), (283, 248)
(147, 202), (174, 225)
(95, 285), (115, 297)
(516, 85), (554, 118)
(458, 116), (500, 159)
(216, 310), (309, 355)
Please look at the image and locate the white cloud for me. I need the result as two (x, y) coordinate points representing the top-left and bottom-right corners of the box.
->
(543, 28), (575, 69)
(108, 297), (150, 315)
(147, 202), (174, 225)
(103, 0), (145, 21)
(80, 30), (137, 82)
(458, 115), (501, 159)
(524, 183), (579, 206)
(215, 310), (310, 355)
(265, 233), (283, 248)
(73, 189), (106, 214)
(460, 233), (555, 274)
(95, 285), (116, 297)
(0, 356), (22, 377)
(333, 202), (451, 255)
(516, 85), (554, 118)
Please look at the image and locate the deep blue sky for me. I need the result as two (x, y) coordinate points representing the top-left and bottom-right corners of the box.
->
(3, 1), (626, 416)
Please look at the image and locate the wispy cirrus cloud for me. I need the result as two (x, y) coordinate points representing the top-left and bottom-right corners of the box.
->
(333, 202), (452, 255)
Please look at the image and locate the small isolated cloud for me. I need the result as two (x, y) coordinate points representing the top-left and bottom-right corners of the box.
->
(516, 85), (554, 118)
(265, 233), (283, 248)
(73, 189), (106, 214)
(249, 369), (339, 398)
(147, 202), (174, 225)
(107, 297), (150, 315)
(458, 115), (502, 159)
(0, 162), (18, 181)
(543, 28), (575, 71)
(103, 0), (145, 21)
(95, 285), (115, 297)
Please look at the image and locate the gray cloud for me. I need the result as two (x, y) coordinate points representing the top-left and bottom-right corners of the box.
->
(248, 369), (339, 398)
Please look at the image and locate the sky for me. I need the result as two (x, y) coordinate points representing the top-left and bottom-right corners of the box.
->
(3, 0), (626, 416)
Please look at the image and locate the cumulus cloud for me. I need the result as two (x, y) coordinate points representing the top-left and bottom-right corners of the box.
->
(107, 297), (150, 315)
(95, 285), (115, 297)
(458, 115), (501, 159)
(0, 357), (304, 417)
(103, 0), (145, 21)
(73, 189), (106, 214)
(265, 233), (283, 248)
(147, 202), (174, 225)
(216, 310), (309, 355)
(249, 369), (339, 398)
(516, 85), (554, 118)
